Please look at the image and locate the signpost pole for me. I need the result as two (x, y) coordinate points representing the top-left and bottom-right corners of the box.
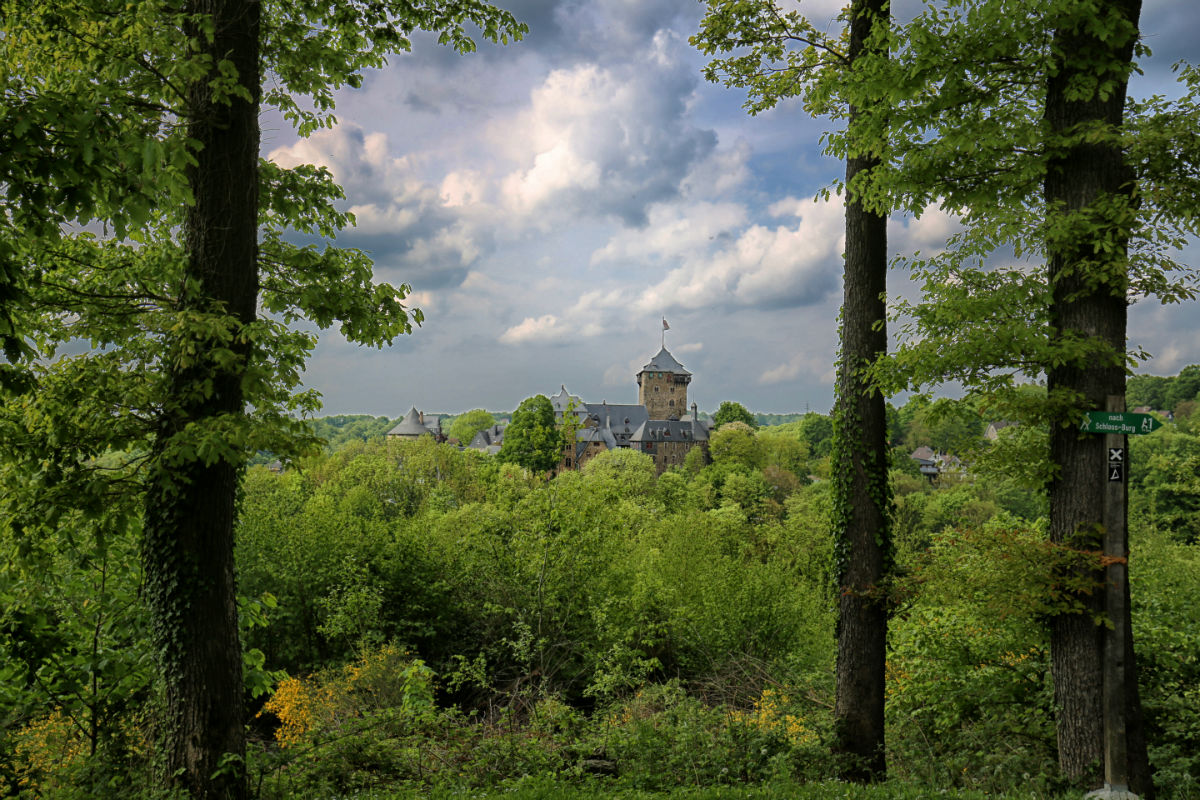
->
(1101, 394), (1131, 795)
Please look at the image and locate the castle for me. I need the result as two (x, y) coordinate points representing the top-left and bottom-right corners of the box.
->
(398, 342), (712, 474)
(551, 345), (710, 474)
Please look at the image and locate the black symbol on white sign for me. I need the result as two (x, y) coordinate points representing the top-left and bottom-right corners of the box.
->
(1109, 465), (1124, 482)
(1109, 448), (1124, 463)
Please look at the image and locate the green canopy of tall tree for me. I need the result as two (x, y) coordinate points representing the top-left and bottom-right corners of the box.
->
(694, 0), (893, 780)
(712, 400), (758, 430)
(0, 1), (525, 796)
(858, 0), (1200, 791)
(499, 395), (563, 474)
(449, 409), (498, 445)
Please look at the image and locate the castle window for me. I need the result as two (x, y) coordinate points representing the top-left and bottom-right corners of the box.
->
(668, 400), (674, 407)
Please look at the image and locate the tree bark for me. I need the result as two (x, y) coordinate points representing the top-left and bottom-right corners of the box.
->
(1043, 0), (1151, 793)
(832, 0), (890, 782)
(143, 1), (260, 797)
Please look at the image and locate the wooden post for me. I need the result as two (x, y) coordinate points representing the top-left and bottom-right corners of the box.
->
(1102, 393), (1130, 793)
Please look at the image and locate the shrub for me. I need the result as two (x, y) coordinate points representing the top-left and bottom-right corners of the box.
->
(595, 682), (828, 790)
(255, 644), (440, 796)
(886, 522), (1059, 793)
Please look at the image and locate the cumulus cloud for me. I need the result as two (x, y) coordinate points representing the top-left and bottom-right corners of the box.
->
(760, 349), (834, 386)
(592, 195), (845, 316)
(269, 125), (486, 291)
(496, 32), (717, 226)
(499, 314), (568, 345)
(888, 205), (963, 253)
(590, 201), (748, 264)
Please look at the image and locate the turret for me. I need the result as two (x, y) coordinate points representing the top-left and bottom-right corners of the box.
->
(637, 346), (690, 420)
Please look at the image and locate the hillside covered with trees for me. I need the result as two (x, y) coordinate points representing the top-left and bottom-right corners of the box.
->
(5, 0), (1200, 796)
(5, 395), (1200, 797)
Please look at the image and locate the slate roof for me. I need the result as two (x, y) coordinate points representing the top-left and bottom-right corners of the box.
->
(584, 402), (648, 446)
(550, 384), (586, 418)
(910, 446), (962, 477)
(629, 418), (708, 444)
(389, 406), (436, 437)
(468, 424), (506, 450)
(640, 347), (690, 376)
(577, 423), (617, 450)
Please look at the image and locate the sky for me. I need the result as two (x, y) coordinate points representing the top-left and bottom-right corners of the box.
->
(263, 0), (1200, 418)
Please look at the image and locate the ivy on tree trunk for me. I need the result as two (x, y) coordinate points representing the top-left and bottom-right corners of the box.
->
(143, 1), (261, 796)
(1043, 0), (1152, 792)
(831, 0), (891, 783)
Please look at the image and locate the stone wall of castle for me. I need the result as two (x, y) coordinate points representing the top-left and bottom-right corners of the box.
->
(638, 371), (689, 419)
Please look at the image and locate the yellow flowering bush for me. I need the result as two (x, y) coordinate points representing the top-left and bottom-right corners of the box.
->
(261, 642), (435, 747)
(11, 708), (88, 794)
(729, 687), (818, 747)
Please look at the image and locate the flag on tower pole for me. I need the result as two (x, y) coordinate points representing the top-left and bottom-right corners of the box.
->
(662, 318), (670, 331)
(661, 318), (669, 348)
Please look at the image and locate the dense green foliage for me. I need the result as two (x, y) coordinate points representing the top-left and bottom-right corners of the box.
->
(712, 401), (759, 430)
(448, 409), (497, 445)
(498, 395), (563, 473)
(1, 0), (527, 792)
(309, 415), (399, 451)
(4, 400), (1200, 796)
(4, 0), (1200, 792)
(1128, 365), (1200, 414)
(752, 413), (808, 428)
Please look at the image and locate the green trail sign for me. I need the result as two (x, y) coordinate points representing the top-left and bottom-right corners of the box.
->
(1080, 411), (1163, 435)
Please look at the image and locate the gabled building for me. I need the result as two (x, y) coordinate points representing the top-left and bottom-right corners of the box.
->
(387, 406), (443, 441)
(984, 420), (1017, 440)
(910, 445), (962, 481)
(630, 414), (706, 471)
(555, 344), (709, 474)
(467, 423), (506, 455)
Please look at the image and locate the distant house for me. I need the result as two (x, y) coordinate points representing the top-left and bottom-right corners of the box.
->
(387, 406), (443, 441)
(984, 420), (1018, 440)
(467, 423), (506, 455)
(910, 446), (940, 478)
(910, 445), (961, 480)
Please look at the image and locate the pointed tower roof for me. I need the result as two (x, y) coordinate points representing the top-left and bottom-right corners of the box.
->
(640, 347), (689, 375)
(388, 406), (430, 436)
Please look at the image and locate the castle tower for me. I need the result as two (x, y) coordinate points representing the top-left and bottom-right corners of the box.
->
(637, 347), (691, 420)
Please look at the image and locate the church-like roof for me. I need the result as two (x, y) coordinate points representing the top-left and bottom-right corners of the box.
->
(388, 406), (431, 436)
(551, 384), (586, 418)
(640, 347), (690, 376)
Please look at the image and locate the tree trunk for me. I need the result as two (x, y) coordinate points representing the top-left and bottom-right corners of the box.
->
(1043, 0), (1151, 793)
(832, 0), (890, 782)
(143, 1), (260, 797)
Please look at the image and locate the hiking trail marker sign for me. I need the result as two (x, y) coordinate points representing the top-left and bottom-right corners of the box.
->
(1080, 411), (1163, 435)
